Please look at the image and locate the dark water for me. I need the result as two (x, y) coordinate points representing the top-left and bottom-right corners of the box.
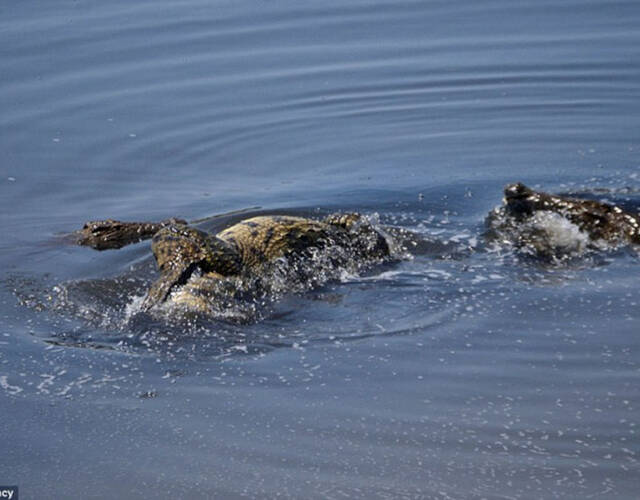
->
(2, 0), (640, 498)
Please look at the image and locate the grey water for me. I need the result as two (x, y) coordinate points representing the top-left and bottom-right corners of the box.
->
(1, 0), (640, 498)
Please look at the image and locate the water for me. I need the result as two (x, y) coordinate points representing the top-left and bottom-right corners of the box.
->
(2, 0), (640, 498)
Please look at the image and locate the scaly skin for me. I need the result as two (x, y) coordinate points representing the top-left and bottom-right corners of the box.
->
(502, 183), (640, 244)
(485, 183), (640, 260)
(77, 218), (187, 250)
(131, 213), (389, 312)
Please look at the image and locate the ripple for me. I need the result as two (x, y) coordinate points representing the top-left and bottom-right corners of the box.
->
(3, 1), (640, 497)
(3, 0), (639, 192)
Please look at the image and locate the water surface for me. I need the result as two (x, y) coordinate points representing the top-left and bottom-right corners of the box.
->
(1, 0), (639, 498)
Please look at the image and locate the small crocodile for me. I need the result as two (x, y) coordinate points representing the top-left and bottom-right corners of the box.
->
(486, 182), (640, 258)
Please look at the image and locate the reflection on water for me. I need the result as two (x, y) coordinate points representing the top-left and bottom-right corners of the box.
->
(1, 0), (640, 498)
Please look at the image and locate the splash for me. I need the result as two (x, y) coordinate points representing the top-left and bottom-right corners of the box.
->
(485, 205), (634, 264)
(527, 211), (592, 253)
(148, 216), (401, 322)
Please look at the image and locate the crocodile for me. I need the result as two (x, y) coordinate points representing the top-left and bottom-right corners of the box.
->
(486, 182), (640, 258)
(77, 213), (391, 313)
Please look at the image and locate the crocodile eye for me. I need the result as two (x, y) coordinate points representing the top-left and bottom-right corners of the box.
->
(504, 183), (530, 200)
(505, 184), (519, 195)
